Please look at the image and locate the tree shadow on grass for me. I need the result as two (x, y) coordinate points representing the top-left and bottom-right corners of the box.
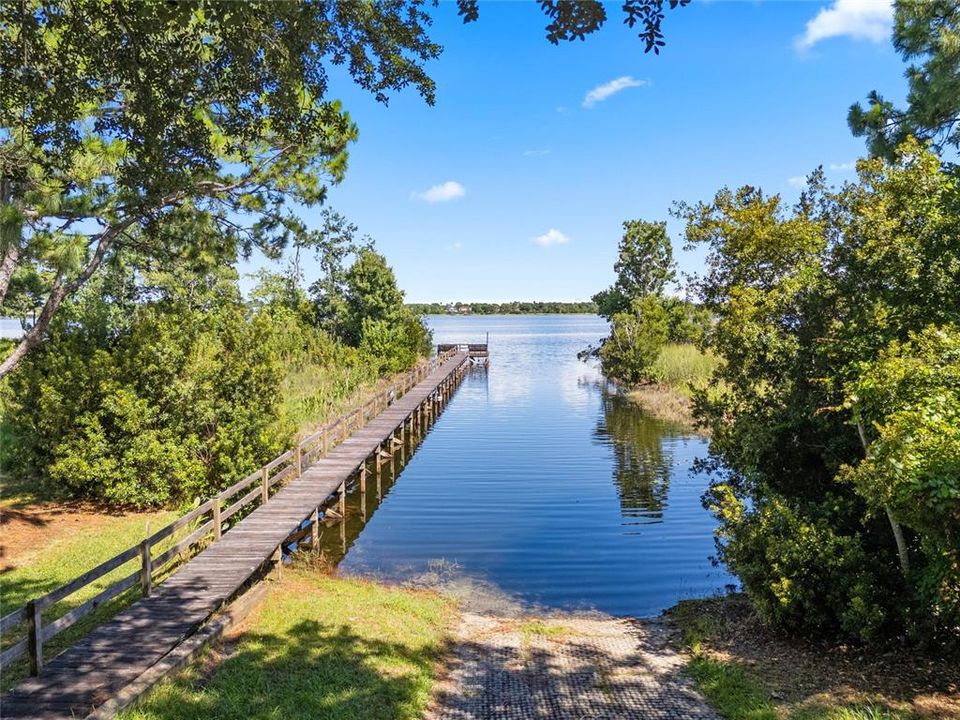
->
(131, 618), (449, 720)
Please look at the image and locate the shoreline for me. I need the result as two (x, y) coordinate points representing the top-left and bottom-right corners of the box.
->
(627, 382), (708, 433)
(116, 569), (959, 720)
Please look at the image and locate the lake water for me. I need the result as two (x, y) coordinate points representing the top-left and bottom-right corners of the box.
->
(329, 314), (734, 618)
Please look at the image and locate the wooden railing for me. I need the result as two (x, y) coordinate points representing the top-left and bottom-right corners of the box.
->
(0, 348), (461, 676)
(437, 342), (488, 358)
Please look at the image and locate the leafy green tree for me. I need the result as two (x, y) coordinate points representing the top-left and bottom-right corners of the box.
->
(661, 296), (712, 344)
(456, 0), (689, 52)
(312, 246), (430, 372)
(341, 248), (408, 345)
(841, 326), (960, 638)
(681, 141), (960, 644)
(849, 0), (960, 159)
(4, 260), (290, 506)
(0, 0), (444, 379)
(593, 220), (676, 321)
(0, 0), (687, 380)
(599, 296), (669, 385)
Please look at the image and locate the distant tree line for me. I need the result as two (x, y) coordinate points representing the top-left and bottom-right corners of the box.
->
(407, 301), (599, 315)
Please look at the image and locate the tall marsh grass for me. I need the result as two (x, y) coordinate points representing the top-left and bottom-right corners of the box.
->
(650, 343), (719, 395)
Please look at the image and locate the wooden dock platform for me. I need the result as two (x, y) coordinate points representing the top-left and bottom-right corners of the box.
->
(1, 351), (471, 719)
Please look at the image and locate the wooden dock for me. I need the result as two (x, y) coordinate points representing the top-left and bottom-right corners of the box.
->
(1, 351), (471, 719)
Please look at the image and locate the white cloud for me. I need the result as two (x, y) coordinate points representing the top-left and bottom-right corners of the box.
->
(414, 180), (466, 203)
(532, 228), (570, 247)
(796, 0), (893, 50)
(447, 240), (463, 252)
(829, 160), (857, 171)
(582, 76), (648, 108)
(787, 176), (807, 189)
(523, 149), (551, 157)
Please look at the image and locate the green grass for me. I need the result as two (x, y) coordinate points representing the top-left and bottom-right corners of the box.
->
(278, 361), (380, 438)
(686, 655), (779, 720)
(0, 498), (178, 691)
(650, 343), (719, 396)
(671, 599), (915, 720)
(519, 620), (568, 639)
(627, 344), (720, 427)
(120, 565), (455, 720)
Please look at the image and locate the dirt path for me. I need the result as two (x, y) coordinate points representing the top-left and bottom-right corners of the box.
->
(0, 502), (114, 572)
(427, 610), (717, 720)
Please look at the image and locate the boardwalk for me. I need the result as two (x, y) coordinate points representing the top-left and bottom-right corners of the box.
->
(2, 351), (471, 720)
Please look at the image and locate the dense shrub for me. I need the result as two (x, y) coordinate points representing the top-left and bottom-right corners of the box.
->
(2, 249), (431, 508)
(707, 486), (893, 642)
(3, 268), (289, 506)
(661, 297), (712, 344)
(683, 141), (960, 645)
(599, 296), (669, 385)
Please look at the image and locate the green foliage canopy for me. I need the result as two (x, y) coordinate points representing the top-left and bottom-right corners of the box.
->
(406, 301), (599, 315)
(682, 140), (960, 644)
(4, 261), (290, 506)
(0, 0), (442, 378)
(592, 220), (676, 321)
(456, 0), (689, 52)
(598, 296), (669, 386)
(849, 0), (960, 159)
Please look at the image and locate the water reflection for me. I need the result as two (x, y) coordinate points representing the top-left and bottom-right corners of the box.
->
(593, 388), (689, 524)
(327, 315), (733, 617)
(308, 383), (456, 565)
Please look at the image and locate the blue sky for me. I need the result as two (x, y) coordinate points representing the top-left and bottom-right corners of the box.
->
(241, 0), (906, 303)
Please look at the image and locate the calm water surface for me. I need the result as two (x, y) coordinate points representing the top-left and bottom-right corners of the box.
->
(332, 314), (733, 617)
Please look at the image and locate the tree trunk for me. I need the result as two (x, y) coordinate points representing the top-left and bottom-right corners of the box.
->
(0, 280), (66, 379)
(0, 241), (19, 306)
(0, 221), (125, 381)
(0, 176), (19, 306)
(856, 415), (910, 576)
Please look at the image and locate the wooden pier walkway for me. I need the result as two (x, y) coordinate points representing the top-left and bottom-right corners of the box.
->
(2, 351), (472, 719)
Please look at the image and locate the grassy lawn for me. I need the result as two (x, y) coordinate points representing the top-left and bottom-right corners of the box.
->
(1, 474), (178, 691)
(121, 564), (455, 720)
(670, 596), (958, 720)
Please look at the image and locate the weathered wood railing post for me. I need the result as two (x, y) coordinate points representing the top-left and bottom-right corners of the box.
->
(212, 497), (222, 540)
(261, 466), (269, 504)
(310, 507), (319, 554)
(272, 546), (282, 579)
(295, 443), (302, 478)
(139, 539), (152, 598)
(26, 599), (42, 676)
